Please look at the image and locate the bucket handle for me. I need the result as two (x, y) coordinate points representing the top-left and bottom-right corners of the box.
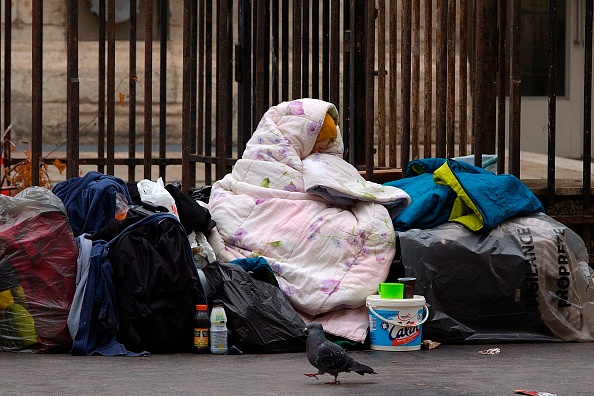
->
(368, 304), (430, 328)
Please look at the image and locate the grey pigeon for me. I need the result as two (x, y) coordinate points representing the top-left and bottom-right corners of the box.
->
(304, 322), (377, 384)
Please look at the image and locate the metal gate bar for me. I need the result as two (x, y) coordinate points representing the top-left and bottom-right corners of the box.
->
(31, 0), (43, 186)
(423, 1), (433, 159)
(67, 0), (80, 180)
(582, 0), (593, 256)
(459, 0), (468, 157)
(2, 0), (11, 165)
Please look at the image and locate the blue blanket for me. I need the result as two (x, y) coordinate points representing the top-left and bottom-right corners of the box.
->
(384, 158), (544, 232)
(53, 172), (132, 237)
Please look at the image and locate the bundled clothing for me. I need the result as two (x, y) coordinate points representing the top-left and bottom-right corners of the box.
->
(207, 99), (410, 342)
(385, 158), (544, 232)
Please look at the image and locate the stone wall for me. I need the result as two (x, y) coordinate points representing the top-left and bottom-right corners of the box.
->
(2, 0), (187, 147)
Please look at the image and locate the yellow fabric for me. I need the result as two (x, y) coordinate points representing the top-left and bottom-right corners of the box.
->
(316, 113), (337, 143)
(433, 161), (484, 231)
(0, 290), (14, 310)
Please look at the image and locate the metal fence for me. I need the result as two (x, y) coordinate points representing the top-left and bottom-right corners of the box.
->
(1, 0), (593, 258)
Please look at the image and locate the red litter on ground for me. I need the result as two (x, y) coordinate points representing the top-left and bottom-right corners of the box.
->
(514, 390), (557, 396)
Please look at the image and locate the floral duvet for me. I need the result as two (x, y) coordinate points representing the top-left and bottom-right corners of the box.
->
(207, 98), (411, 342)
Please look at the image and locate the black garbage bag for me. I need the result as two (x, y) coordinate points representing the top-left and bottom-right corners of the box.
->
(202, 262), (307, 353)
(397, 212), (594, 343)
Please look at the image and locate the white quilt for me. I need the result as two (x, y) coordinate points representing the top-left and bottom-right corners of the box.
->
(207, 98), (411, 342)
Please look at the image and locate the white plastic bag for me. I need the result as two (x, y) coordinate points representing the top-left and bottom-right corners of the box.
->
(137, 177), (179, 219)
(188, 231), (217, 269)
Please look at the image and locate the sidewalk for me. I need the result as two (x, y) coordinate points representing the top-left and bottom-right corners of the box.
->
(1, 342), (592, 395)
(36, 149), (589, 191)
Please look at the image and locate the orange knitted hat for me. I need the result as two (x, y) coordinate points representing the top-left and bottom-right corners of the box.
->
(316, 113), (337, 143)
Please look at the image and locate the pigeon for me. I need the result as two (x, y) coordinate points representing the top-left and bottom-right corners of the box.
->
(304, 322), (377, 384)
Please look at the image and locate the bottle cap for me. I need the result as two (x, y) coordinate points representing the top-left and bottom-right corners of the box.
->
(196, 304), (207, 310)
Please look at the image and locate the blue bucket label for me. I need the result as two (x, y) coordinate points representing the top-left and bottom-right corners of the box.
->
(368, 307), (423, 348)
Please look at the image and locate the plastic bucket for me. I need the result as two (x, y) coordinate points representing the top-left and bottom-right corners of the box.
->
(366, 294), (429, 351)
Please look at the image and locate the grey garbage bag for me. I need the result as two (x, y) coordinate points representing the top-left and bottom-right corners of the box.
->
(398, 212), (594, 343)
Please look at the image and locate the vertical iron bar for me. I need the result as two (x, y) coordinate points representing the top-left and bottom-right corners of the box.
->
(293, 0), (302, 99)
(353, 0), (366, 166)
(497, 0), (506, 174)
(389, 1), (398, 167)
(281, 0), (289, 101)
(330, 0), (340, 106)
(198, 0), (204, 159)
(31, 0), (43, 186)
(322, 0), (330, 101)
(377, 0), (386, 167)
(238, 0), (252, 149)
(205, 0), (213, 185)
(365, 0), (375, 180)
(547, 0), (557, 209)
(423, 0), (433, 159)
(144, 0), (154, 179)
(411, 0), (420, 160)
(473, 0), (483, 167)
(129, 0), (137, 182)
(272, 0), (280, 104)
(255, 0), (270, 120)
(0, 0), (2, 150)
(216, 0), (232, 180)
(225, 0), (234, 162)
(436, 0), (447, 158)
(159, 0), (169, 181)
(107, 0), (115, 175)
(401, 0), (412, 170)
(446, 0), (456, 158)
(3, 0), (11, 162)
(343, 0), (352, 161)
(584, 0), (592, 222)
(252, 0), (258, 127)
(182, 0), (192, 190)
(459, 0), (468, 157)
(67, 0), (79, 179)
(472, 0), (476, 160)
(509, 0), (521, 176)
(302, 0), (310, 97)
(189, 0), (198, 185)
(312, 0), (320, 99)
(476, 0), (498, 162)
(98, 0), (106, 174)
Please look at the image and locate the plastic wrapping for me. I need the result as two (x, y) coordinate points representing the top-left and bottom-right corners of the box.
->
(398, 212), (594, 343)
(202, 262), (307, 353)
(0, 187), (77, 352)
(137, 178), (179, 220)
(188, 231), (217, 269)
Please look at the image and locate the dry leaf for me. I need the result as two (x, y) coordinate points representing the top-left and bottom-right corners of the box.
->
(119, 92), (126, 106)
(53, 158), (66, 174)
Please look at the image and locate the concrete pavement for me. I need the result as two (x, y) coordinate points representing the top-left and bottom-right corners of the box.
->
(1, 342), (593, 395)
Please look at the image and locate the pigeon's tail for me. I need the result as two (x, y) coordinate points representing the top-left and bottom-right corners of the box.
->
(349, 362), (377, 376)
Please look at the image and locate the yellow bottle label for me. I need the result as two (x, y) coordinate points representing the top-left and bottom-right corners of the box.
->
(194, 328), (209, 348)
